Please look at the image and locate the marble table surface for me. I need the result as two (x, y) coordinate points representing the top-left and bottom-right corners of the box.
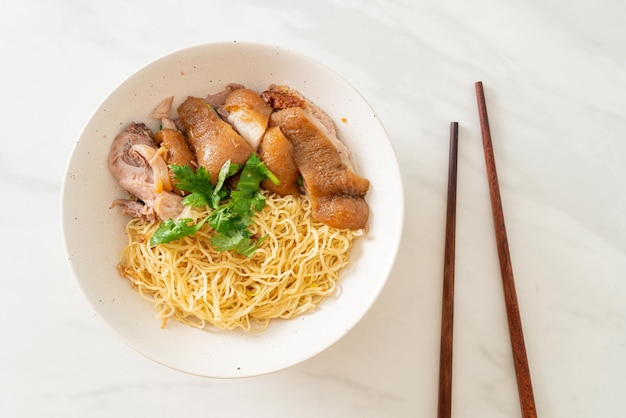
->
(2, 0), (624, 417)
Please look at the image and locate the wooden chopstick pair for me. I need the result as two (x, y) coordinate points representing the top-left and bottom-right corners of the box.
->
(436, 82), (537, 418)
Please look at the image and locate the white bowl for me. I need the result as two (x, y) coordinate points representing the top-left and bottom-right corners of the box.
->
(62, 42), (403, 378)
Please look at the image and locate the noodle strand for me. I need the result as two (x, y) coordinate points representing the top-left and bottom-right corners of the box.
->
(117, 191), (362, 332)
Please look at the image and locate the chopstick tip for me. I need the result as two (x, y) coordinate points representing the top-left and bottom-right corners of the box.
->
(450, 121), (459, 136)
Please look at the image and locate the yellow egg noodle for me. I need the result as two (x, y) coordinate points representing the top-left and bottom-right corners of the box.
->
(117, 191), (362, 332)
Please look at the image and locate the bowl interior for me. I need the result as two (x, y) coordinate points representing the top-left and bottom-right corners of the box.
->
(62, 42), (403, 378)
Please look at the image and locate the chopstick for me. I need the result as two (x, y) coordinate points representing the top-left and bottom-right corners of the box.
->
(437, 121), (459, 418)
(475, 81), (537, 418)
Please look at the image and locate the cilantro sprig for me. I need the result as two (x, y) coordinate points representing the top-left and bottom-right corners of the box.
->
(150, 154), (279, 257)
(149, 217), (208, 246)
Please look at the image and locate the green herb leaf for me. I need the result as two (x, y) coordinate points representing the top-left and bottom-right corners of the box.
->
(210, 231), (268, 258)
(209, 156), (272, 230)
(208, 205), (247, 235)
(206, 155), (277, 256)
(212, 160), (241, 208)
(180, 192), (207, 208)
(170, 165), (212, 194)
(154, 156), (278, 256)
(150, 217), (208, 246)
(235, 154), (279, 196)
(170, 165), (214, 208)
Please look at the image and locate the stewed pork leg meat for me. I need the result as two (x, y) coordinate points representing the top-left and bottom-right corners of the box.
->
(271, 107), (369, 230)
(177, 96), (254, 184)
(108, 122), (183, 221)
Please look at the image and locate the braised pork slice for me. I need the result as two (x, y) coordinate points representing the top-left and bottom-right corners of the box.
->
(108, 122), (183, 221)
(224, 88), (273, 150)
(177, 97), (253, 184)
(154, 128), (195, 168)
(258, 126), (300, 196)
(151, 96), (175, 120)
(153, 128), (196, 195)
(271, 107), (369, 230)
(263, 85), (354, 170)
(205, 83), (244, 108)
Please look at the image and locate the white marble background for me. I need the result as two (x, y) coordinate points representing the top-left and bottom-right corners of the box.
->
(2, 0), (625, 417)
